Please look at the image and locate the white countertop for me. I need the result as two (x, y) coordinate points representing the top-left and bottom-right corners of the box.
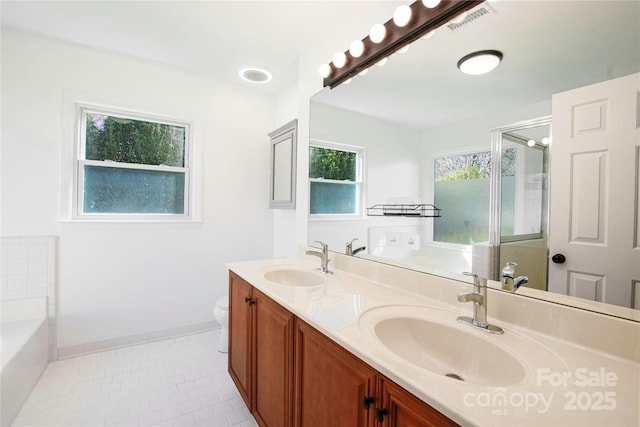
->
(227, 257), (640, 427)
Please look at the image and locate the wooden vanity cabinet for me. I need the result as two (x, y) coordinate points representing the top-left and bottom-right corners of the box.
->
(228, 271), (253, 407)
(228, 272), (294, 427)
(379, 376), (458, 427)
(294, 318), (457, 427)
(294, 319), (377, 427)
(229, 271), (457, 427)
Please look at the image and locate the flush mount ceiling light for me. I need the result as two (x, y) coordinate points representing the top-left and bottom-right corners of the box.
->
(457, 50), (503, 75)
(239, 67), (272, 84)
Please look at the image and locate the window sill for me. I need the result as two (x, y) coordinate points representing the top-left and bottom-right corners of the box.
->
(308, 215), (366, 222)
(59, 219), (203, 228)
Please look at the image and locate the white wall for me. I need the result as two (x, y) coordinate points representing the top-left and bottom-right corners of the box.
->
(1, 29), (276, 350)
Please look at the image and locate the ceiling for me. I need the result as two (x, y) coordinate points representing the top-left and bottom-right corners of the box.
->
(312, 0), (640, 129)
(3, 1), (639, 127)
(0, 0), (404, 94)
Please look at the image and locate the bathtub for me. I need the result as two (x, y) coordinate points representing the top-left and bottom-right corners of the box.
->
(1, 297), (49, 427)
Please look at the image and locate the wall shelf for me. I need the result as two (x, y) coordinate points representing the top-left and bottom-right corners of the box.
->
(366, 204), (441, 218)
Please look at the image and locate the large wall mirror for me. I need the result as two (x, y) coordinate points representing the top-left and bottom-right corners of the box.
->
(308, 1), (640, 320)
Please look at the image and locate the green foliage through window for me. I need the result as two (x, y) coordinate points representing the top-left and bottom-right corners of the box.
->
(85, 113), (185, 167)
(435, 152), (491, 181)
(309, 143), (361, 215)
(309, 146), (356, 180)
(78, 107), (189, 217)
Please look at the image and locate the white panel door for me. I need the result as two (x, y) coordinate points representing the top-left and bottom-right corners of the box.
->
(549, 73), (640, 308)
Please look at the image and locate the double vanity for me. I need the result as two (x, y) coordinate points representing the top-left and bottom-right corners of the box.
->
(227, 252), (639, 426)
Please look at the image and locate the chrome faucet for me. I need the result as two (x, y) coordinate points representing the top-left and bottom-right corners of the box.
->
(306, 241), (332, 274)
(346, 238), (366, 256)
(501, 262), (529, 292)
(457, 272), (503, 334)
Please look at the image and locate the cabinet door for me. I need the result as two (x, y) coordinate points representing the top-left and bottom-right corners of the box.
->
(294, 320), (377, 427)
(378, 376), (458, 427)
(253, 289), (294, 427)
(228, 272), (253, 409)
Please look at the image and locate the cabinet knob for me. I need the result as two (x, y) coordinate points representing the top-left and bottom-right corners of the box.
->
(244, 297), (255, 305)
(360, 396), (375, 410)
(374, 407), (388, 422)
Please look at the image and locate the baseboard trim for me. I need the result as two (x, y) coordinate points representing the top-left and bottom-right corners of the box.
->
(57, 321), (219, 359)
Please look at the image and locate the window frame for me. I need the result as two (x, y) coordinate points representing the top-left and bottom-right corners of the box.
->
(73, 103), (193, 221)
(308, 139), (365, 220)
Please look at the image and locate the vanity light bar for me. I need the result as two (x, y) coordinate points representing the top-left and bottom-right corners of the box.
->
(322, 0), (484, 88)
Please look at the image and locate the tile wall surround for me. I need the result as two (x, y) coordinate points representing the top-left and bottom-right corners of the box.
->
(322, 248), (640, 362)
(1, 236), (58, 360)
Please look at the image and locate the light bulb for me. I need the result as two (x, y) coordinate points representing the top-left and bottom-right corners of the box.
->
(370, 23), (387, 44)
(358, 68), (369, 76)
(349, 40), (365, 58)
(318, 63), (332, 78)
(333, 52), (347, 68)
(343, 78), (353, 85)
(541, 137), (550, 146)
(421, 30), (436, 40)
(398, 45), (410, 54)
(451, 12), (467, 24)
(422, 0), (441, 8)
(376, 57), (388, 67)
(393, 5), (412, 27)
(527, 139), (536, 147)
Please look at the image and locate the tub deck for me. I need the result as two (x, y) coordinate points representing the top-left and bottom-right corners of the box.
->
(1, 298), (49, 427)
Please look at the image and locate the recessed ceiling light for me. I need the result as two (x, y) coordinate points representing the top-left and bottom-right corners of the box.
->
(457, 50), (503, 75)
(239, 68), (272, 84)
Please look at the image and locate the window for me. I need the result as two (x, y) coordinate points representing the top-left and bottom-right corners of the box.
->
(309, 141), (363, 216)
(75, 105), (191, 219)
(433, 151), (492, 244)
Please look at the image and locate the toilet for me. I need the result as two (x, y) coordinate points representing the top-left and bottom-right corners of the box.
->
(213, 296), (229, 353)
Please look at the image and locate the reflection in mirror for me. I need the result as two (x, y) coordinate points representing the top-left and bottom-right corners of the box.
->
(308, 1), (639, 320)
(493, 119), (550, 292)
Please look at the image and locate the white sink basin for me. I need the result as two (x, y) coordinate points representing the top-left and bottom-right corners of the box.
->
(373, 317), (525, 386)
(263, 267), (326, 287)
(359, 306), (528, 387)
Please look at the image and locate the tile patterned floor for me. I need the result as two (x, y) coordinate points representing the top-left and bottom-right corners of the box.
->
(11, 330), (257, 427)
